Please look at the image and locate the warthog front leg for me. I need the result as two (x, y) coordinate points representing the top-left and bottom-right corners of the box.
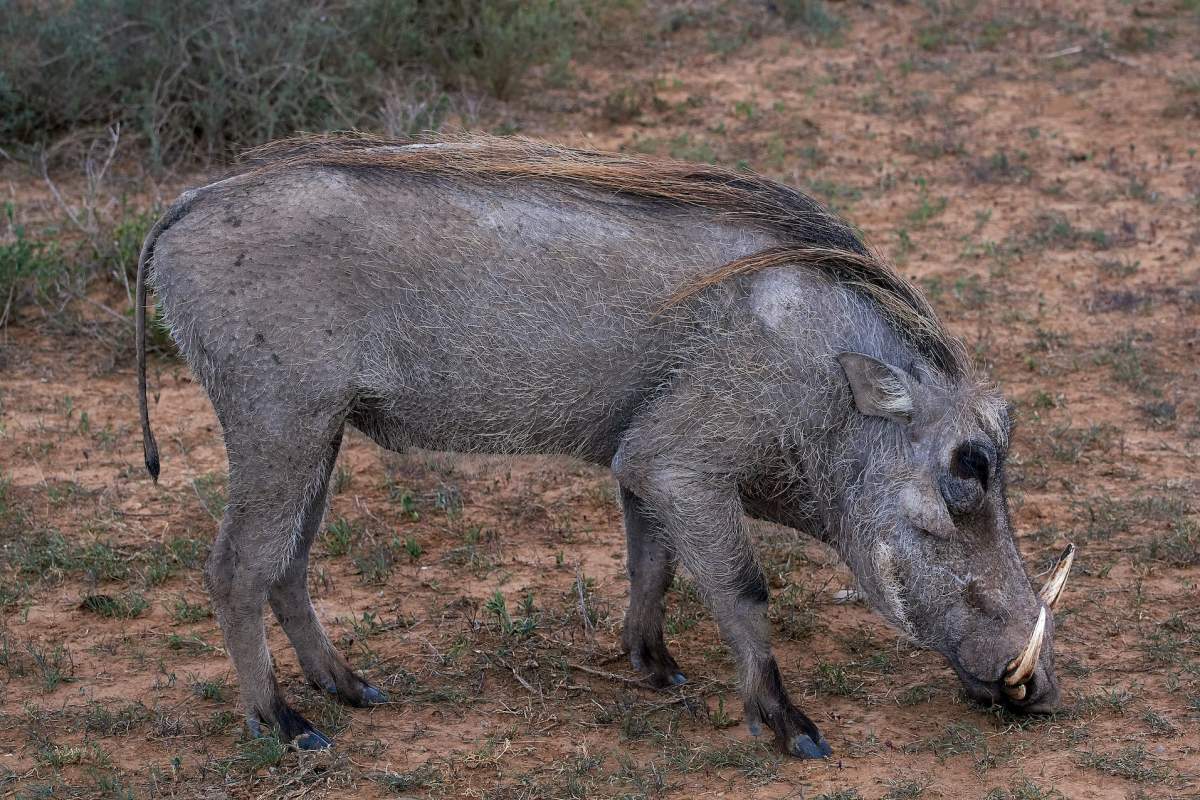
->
(613, 447), (832, 759)
(619, 485), (685, 688)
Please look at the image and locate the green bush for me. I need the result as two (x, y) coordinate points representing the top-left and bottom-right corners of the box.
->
(0, 0), (599, 165)
(0, 202), (61, 324)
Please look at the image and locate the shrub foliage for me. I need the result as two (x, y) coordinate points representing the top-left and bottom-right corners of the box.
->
(0, 0), (588, 164)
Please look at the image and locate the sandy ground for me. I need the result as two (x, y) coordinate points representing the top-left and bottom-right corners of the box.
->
(1, 1), (1198, 797)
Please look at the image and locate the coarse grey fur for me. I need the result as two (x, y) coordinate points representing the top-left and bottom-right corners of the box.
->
(136, 135), (1062, 757)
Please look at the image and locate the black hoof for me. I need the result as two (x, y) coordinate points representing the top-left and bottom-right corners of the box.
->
(361, 684), (388, 705)
(788, 733), (832, 759)
(628, 638), (685, 690)
(294, 729), (333, 750)
(315, 672), (387, 707)
(251, 697), (332, 750)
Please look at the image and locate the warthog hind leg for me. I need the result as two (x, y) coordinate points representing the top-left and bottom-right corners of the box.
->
(206, 409), (356, 749)
(268, 427), (388, 708)
(619, 485), (686, 688)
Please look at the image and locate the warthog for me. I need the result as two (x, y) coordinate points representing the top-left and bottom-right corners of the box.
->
(136, 134), (1074, 757)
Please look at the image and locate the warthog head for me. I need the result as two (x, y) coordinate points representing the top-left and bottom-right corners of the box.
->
(832, 352), (1072, 712)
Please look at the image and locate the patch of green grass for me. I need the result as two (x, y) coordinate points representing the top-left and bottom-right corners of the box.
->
(27, 640), (75, 691)
(1097, 333), (1161, 396)
(190, 675), (228, 703)
(83, 701), (150, 735)
(1141, 709), (1178, 735)
(968, 150), (1031, 184)
(1076, 493), (1189, 544)
(81, 592), (149, 619)
(170, 596), (212, 623)
(1046, 422), (1118, 464)
(1068, 686), (1136, 716)
(1076, 744), (1169, 782)
(0, 202), (62, 327)
(984, 779), (1066, 800)
(7, 530), (130, 583)
(810, 662), (866, 697)
(776, 0), (846, 42)
(216, 734), (288, 775)
(166, 633), (217, 654)
(141, 536), (206, 586)
(907, 178), (947, 227)
(191, 472), (227, 520)
(324, 516), (359, 557)
(374, 763), (446, 793)
(909, 721), (1006, 771)
(1, 0), (608, 162)
(1027, 211), (1110, 250)
(484, 590), (538, 639)
(1141, 518), (1199, 566)
(883, 777), (930, 800)
(385, 484), (422, 521)
(897, 683), (939, 705)
(666, 739), (780, 782)
(353, 536), (403, 584)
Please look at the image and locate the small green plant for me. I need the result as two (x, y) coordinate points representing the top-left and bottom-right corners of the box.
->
(403, 535), (423, 560)
(1027, 211), (1109, 250)
(190, 675), (228, 703)
(191, 472), (227, 520)
(81, 592), (149, 619)
(907, 178), (947, 227)
(324, 516), (358, 556)
(353, 538), (399, 584)
(810, 662), (865, 697)
(375, 763), (445, 793)
(170, 596), (212, 623)
(814, 790), (863, 800)
(484, 590), (536, 638)
(27, 639), (75, 691)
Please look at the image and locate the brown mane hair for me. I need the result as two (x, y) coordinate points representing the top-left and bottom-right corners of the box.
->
(239, 132), (968, 376)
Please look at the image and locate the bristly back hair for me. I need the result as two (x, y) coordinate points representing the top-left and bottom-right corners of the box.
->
(239, 131), (969, 377)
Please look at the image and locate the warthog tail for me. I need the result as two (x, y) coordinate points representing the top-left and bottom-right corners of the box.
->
(137, 192), (201, 482)
(136, 214), (162, 481)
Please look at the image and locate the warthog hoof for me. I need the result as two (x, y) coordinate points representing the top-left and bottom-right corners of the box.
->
(248, 698), (333, 750)
(627, 638), (687, 689)
(294, 729), (334, 750)
(313, 671), (389, 707)
(787, 733), (832, 759)
(361, 684), (389, 705)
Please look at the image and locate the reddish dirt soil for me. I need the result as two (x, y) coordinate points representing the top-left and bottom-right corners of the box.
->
(1, 1), (1198, 798)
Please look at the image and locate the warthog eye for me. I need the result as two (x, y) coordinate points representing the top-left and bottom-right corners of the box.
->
(951, 441), (991, 493)
(938, 441), (992, 515)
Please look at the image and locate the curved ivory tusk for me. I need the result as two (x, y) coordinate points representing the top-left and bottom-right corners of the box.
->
(1004, 607), (1047, 687)
(1038, 543), (1076, 610)
(1004, 683), (1027, 701)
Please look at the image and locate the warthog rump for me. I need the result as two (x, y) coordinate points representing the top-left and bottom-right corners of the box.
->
(136, 133), (1073, 757)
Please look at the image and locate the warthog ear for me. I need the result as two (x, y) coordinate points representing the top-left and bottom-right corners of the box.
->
(836, 352), (919, 423)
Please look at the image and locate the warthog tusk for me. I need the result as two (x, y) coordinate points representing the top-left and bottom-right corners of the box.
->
(1004, 607), (1047, 689)
(1038, 543), (1075, 610)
